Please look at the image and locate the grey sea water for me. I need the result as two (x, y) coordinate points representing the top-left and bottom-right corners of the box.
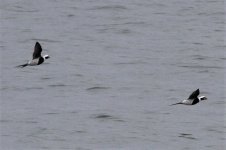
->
(0, 0), (225, 150)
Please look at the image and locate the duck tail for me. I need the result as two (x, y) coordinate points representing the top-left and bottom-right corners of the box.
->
(16, 63), (28, 68)
(170, 102), (183, 106)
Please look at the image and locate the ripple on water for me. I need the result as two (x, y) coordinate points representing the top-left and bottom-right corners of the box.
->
(9, 5), (39, 13)
(25, 87), (44, 90)
(90, 5), (128, 11)
(178, 65), (224, 70)
(0, 119), (11, 123)
(24, 120), (39, 124)
(48, 84), (69, 87)
(42, 112), (60, 115)
(86, 86), (111, 91)
(40, 77), (51, 80)
(94, 114), (114, 119)
(178, 133), (197, 140)
(191, 54), (209, 60)
(91, 113), (125, 122)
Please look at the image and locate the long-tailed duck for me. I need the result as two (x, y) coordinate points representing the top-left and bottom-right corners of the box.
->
(171, 89), (207, 105)
(17, 42), (50, 67)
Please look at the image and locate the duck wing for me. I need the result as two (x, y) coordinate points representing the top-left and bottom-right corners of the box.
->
(188, 89), (200, 100)
(33, 42), (42, 59)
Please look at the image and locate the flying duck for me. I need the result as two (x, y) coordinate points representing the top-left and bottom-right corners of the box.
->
(17, 42), (50, 68)
(171, 89), (207, 105)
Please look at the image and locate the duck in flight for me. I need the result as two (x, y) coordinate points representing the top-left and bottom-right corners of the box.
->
(171, 89), (207, 105)
(17, 42), (50, 68)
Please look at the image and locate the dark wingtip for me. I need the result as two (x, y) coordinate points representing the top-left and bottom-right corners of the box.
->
(35, 41), (40, 45)
(34, 42), (42, 51)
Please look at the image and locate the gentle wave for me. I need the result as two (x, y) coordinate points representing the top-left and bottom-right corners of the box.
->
(90, 5), (128, 11)
(86, 86), (111, 91)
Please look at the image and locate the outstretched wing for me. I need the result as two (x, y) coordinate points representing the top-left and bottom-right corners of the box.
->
(33, 42), (42, 59)
(188, 89), (199, 100)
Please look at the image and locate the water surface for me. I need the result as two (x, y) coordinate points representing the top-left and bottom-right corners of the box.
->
(1, 0), (225, 149)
